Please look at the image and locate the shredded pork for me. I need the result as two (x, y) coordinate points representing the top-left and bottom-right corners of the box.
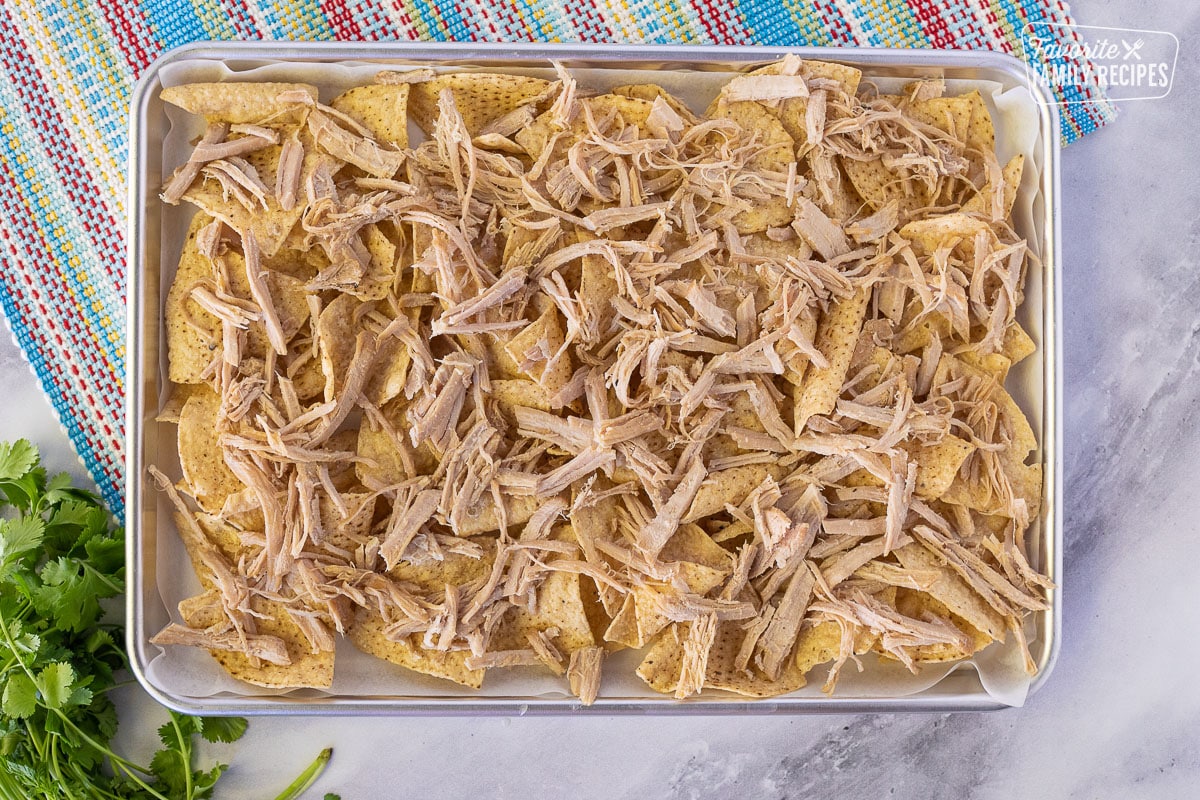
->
(154, 59), (1049, 702)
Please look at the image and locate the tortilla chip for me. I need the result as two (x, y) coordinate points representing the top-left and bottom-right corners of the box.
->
(495, 570), (596, 656)
(893, 544), (1008, 642)
(661, 523), (735, 574)
(504, 307), (572, 393)
(611, 83), (695, 121)
(177, 387), (242, 513)
(331, 84), (410, 148)
(842, 156), (931, 215)
(792, 619), (844, 676)
(958, 350), (1012, 380)
(165, 213), (220, 384)
(899, 213), (991, 256)
(180, 594), (334, 689)
(316, 293), (362, 402)
(387, 543), (492, 593)
(904, 435), (976, 500)
(161, 82), (318, 124)
(706, 99), (795, 233)
(908, 96), (973, 140)
(1001, 321), (1037, 366)
(365, 335), (412, 407)
(408, 73), (551, 136)
(892, 590), (994, 663)
(451, 493), (540, 537)
(490, 380), (553, 422)
(795, 288), (871, 431)
(319, 492), (377, 551)
(348, 609), (484, 689)
(963, 90), (996, 155)
(637, 619), (810, 699)
(181, 129), (330, 258)
(345, 223), (398, 302)
(684, 464), (777, 523)
(355, 398), (437, 487)
(156, 382), (204, 424)
(962, 154), (1024, 221)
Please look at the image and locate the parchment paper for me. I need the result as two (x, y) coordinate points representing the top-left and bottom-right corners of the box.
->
(145, 56), (1048, 707)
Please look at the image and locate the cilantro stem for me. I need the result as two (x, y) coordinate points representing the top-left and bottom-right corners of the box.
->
(169, 712), (195, 799)
(272, 747), (332, 800)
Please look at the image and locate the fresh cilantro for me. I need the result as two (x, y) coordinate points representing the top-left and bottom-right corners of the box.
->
(0, 442), (219, 798)
(0, 440), (335, 799)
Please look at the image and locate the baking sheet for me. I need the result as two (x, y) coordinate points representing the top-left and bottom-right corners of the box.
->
(141, 55), (1048, 708)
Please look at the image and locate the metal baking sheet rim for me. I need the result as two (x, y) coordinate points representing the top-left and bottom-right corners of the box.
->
(125, 41), (1062, 716)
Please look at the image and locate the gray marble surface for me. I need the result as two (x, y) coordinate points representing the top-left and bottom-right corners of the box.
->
(3, 0), (1198, 796)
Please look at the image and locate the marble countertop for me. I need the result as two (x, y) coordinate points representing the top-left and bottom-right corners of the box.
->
(4, 0), (1197, 796)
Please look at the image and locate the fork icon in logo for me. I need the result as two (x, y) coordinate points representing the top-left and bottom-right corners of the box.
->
(1122, 38), (1145, 60)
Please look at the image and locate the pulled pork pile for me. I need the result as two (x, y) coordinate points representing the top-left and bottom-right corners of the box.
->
(153, 57), (1048, 703)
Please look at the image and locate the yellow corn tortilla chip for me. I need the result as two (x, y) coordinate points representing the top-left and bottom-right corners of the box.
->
(635, 625), (685, 693)
(451, 493), (541, 537)
(345, 223), (399, 302)
(706, 98), (795, 233)
(842, 156), (931, 215)
(316, 293), (362, 402)
(365, 335), (412, 407)
(611, 83), (695, 121)
(181, 594), (335, 689)
(607, 555), (729, 650)
(490, 379), (553, 418)
(661, 523), (735, 574)
(795, 288), (871, 431)
(161, 82), (318, 124)
(893, 543), (1007, 643)
(899, 212), (991, 256)
(684, 463), (784, 523)
(319, 492), (377, 551)
(892, 590), (995, 663)
(181, 130), (332, 258)
(1001, 321), (1037, 366)
(348, 609), (484, 689)
(704, 619), (808, 698)
(408, 73), (551, 136)
(792, 618), (844, 676)
(504, 307), (572, 393)
(747, 58), (862, 96)
(957, 350), (1012, 380)
(908, 96), (973, 140)
(963, 90), (996, 155)
(165, 213), (220, 384)
(355, 397), (438, 488)
(495, 570), (596, 656)
(156, 382), (204, 424)
(516, 94), (655, 165)
(331, 84), (410, 148)
(904, 435), (976, 500)
(962, 154), (1024, 221)
(177, 387), (242, 513)
(387, 543), (493, 593)
(636, 619), (810, 698)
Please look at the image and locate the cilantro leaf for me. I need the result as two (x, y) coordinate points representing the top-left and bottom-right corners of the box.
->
(0, 440), (37, 481)
(34, 663), (77, 710)
(0, 515), (45, 574)
(200, 715), (248, 744)
(2, 674), (37, 719)
(31, 558), (108, 633)
(150, 741), (192, 796)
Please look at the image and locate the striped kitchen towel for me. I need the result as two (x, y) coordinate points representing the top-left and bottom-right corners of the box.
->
(0, 0), (1112, 517)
